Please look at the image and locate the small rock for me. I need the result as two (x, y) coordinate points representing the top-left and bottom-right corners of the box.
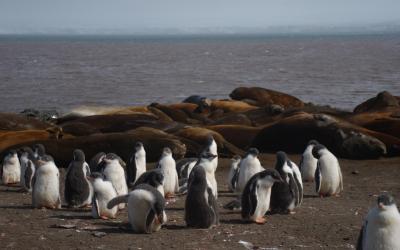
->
(352, 170), (360, 175)
(92, 232), (107, 238)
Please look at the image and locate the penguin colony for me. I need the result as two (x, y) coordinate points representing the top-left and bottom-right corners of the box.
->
(0, 138), (398, 248)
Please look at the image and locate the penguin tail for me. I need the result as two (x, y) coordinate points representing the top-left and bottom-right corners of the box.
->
(107, 194), (129, 209)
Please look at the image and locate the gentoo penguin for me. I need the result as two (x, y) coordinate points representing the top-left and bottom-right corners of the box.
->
(1, 150), (21, 185)
(185, 166), (219, 228)
(176, 158), (197, 180)
(270, 152), (301, 214)
(201, 135), (219, 198)
(64, 149), (93, 208)
(227, 155), (241, 192)
(134, 169), (165, 196)
(87, 172), (118, 220)
(32, 155), (61, 209)
(203, 135), (218, 171)
(101, 153), (128, 209)
(126, 142), (146, 188)
(357, 194), (400, 250)
(156, 147), (179, 199)
(237, 148), (264, 193)
(108, 184), (167, 234)
(312, 144), (343, 197)
(33, 144), (46, 160)
(19, 147), (36, 192)
(89, 152), (106, 173)
(300, 140), (319, 182)
(241, 169), (283, 224)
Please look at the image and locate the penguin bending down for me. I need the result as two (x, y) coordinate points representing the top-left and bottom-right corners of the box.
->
(237, 148), (264, 193)
(107, 184), (167, 234)
(87, 172), (118, 219)
(312, 144), (343, 197)
(64, 149), (93, 208)
(227, 155), (241, 192)
(32, 155), (61, 209)
(156, 148), (179, 199)
(357, 194), (400, 250)
(300, 140), (319, 182)
(185, 166), (219, 228)
(134, 168), (164, 196)
(89, 152), (106, 173)
(270, 152), (302, 214)
(241, 169), (283, 224)
(126, 142), (146, 188)
(101, 153), (128, 209)
(1, 150), (21, 185)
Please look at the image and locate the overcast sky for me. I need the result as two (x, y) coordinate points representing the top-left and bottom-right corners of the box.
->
(1, 0), (400, 34)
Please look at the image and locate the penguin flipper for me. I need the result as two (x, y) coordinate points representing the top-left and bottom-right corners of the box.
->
(206, 187), (219, 225)
(338, 167), (343, 193)
(107, 194), (129, 209)
(288, 173), (299, 207)
(145, 208), (156, 234)
(93, 194), (100, 218)
(24, 161), (34, 190)
(356, 222), (366, 250)
(126, 154), (137, 187)
(315, 163), (321, 193)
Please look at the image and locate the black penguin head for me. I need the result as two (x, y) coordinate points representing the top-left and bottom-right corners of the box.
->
(275, 151), (288, 169)
(308, 140), (319, 146)
(231, 155), (241, 163)
(37, 155), (54, 166)
(205, 135), (215, 147)
(260, 169), (284, 183)
(199, 150), (217, 161)
(135, 142), (144, 151)
(245, 148), (259, 158)
(162, 147), (172, 157)
(33, 144), (46, 156)
(8, 149), (17, 156)
(377, 194), (396, 210)
(73, 149), (85, 162)
(312, 144), (326, 159)
(150, 169), (164, 186)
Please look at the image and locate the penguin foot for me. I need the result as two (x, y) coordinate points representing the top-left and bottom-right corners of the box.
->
(254, 217), (266, 224)
(289, 211), (296, 215)
(100, 215), (109, 220)
(334, 193), (341, 197)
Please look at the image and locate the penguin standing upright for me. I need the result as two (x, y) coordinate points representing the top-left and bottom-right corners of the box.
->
(300, 140), (319, 182)
(241, 169), (283, 224)
(202, 135), (218, 198)
(32, 155), (61, 209)
(101, 153), (128, 209)
(19, 147), (36, 192)
(126, 142), (146, 188)
(270, 152), (301, 214)
(357, 194), (400, 250)
(176, 158), (197, 180)
(1, 150), (21, 185)
(33, 144), (46, 160)
(312, 144), (343, 197)
(237, 148), (264, 193)
(204, 135), (218, 171)
(87, 172), (118, 220)
(89, 152), (106, 173)
(227, 155), (241, 192)
(185, 166), (218, 228)
(134, 169), (165, 196)
(157, 147), (179, 199)
(64, 149), (93, 208)
(108, 184), (167, 234)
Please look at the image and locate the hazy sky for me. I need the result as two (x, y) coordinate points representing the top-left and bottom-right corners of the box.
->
(1, 0), (400, 34)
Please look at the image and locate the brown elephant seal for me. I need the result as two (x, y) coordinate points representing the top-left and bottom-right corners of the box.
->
(229, 87), (304, 108)
(210, 100), (258, 113)
(251, 112), (394, 159)
(173, 127), (244, 157)
(3, 127), (186, 167)
(209, 113), (252, 126)
(149, 103), (201, 124)
(0, 113), (52, 131)
(354, 91), (400, 113)
(205, 125), (262, 150)
(348, 111), (400, 139)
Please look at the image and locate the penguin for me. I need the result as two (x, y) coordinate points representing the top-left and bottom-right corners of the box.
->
(33, 144), (46, 160)
(64, 149), (93, 208)
(89, 152), (106, 173)
(32, 155), (61, 209)
(176, 158), (197, 180)
(288, 159), (303, 206)
(227, 155), (241, 192)
(126, 142), (146, 188)
(156, 147), (179, 199)
(237, 148), (264, 193)
(134, 169), (165, 196)
(200, 135), (219, 198)
(87, 172), (118, 220)
(241, 169), (283, 224)
(19, 147), (36, 192)
(299, 140), (319, 182)
(101, 153), (129, 209)
(312, 144), (343, 197)
(1, 150), (21, 185)
(107, 184), (167, 234)
(203, 135), (218, 171)
(357, 194), (400, 250)
(185, 165), (219, 229)
(270, 152), (301, 214)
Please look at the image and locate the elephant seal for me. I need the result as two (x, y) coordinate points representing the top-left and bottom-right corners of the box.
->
(0, 113), (52, 131)
(210, 100), (258, 113)
(229, 87), (304, 108)
(205, 125), (262, 150)
(354, 91), (399, 113)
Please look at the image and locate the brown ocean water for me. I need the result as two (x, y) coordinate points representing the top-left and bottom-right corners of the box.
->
(0, 34), (399, 114)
